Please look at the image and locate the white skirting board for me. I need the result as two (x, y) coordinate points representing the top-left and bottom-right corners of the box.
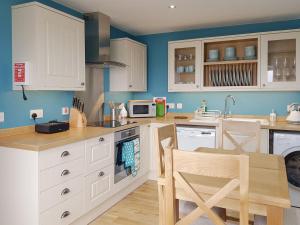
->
(71, 174), (148, 225)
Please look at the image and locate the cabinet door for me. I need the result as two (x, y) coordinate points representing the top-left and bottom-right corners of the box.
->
(85, 164), (114, 211)
(168, 40), (202, 91)
(129, 43), (147, 91)
(261, 31), (300, 90)
(85, 134), (114, 174)
(43, 10), (85, 89)
(139, 124), (150, 176)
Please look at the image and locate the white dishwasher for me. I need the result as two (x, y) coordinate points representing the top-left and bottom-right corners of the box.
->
(176, 125), (216, 151)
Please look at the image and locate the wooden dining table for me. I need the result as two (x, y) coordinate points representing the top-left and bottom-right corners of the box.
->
(174, 148), (291, 225)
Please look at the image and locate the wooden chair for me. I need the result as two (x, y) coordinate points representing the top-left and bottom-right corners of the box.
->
(221, 120), (261, 153)
(154, 124), (178, 225)
(164, 148), (250, 225)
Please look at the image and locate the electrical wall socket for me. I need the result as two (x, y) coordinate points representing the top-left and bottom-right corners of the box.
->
(30, 109), (43, 119)
(176, 103), (183, 109)
(0, 112), (4, 123)
(62, 107), (69, 115)
(167, 103), (175, 109)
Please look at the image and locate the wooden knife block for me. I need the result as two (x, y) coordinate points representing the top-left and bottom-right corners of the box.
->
(69, 108), (87, 128)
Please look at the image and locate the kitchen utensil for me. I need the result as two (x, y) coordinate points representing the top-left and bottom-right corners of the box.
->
(212, 67), (216, 86)
(224, 47), (237, 60)
(208, 49), (219, 61)
(244, 45), (256, 59)
(235, 65), (239, 86)
(287, 103), (300, 123)
(218, 66), (222, 86)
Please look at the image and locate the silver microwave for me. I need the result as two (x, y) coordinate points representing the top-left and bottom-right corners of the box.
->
(128, 100), (156, 118)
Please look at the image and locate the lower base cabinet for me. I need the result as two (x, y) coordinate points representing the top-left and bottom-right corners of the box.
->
(40, 193), (84, 225)
(85, 164), (114, 211)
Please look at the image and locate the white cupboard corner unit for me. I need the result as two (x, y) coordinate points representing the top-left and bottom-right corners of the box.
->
(110, 38), (147, 92)
(168, 40), (202, 92)
(12, 2), (85, 91)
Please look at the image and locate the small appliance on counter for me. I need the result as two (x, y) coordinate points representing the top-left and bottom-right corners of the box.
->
(154, 97), (166, 117)
(35, 121), (69, 134)
(287, 103), (300, 124)
(128, 100), (156, 118)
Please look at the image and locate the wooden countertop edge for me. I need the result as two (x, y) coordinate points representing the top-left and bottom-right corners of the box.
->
(0, 113), (300, 152)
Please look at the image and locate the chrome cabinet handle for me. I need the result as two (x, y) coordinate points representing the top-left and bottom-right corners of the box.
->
(129, 85), (132, 88)
(61, 169), (70, 176)
(81, 82), (85, 86)
(61, 151), (70, 158)
(99, 137), (105, 142)
(98, 171), (105, 177)
(263, 83), (266, 87)
(61, 211), (71, 219)
(196, 85), (200, 88)
(61, 188), (70, 196)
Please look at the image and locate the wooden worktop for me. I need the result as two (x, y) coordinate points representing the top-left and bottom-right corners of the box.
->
(0, 113), (299, 151)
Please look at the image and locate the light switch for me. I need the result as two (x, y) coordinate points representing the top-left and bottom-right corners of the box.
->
(167, 103), (175, 109)
(0, 112), (4, 122)
(176, 103), (183, 109)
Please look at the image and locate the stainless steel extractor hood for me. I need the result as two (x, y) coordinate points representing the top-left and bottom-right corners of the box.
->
(84, 12), (126, 68)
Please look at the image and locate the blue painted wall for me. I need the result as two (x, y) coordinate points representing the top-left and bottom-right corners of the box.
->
(132, 19), (300, 116)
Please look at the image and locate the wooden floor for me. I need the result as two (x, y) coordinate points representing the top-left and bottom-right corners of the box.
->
(89, 181), (159, 225)
(89, 180), (298, 225)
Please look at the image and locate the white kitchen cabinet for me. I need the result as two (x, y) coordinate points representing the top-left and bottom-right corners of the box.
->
(140, 124), (151, 176)
(85, 134), (114, 174)
(168, 40), (202, 92)
(110, 38), (147, 92)
(12, 2), (85, 91)
(260, 31), (300, 90)
(85, 164), (114, 211)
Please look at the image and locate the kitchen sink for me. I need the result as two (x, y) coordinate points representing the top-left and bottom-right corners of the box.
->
(224, 118), (269, 126)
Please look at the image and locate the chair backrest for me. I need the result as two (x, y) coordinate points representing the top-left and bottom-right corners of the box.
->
(155, 124), (178, 177)
(164, 148), (249, 225)
(221, 120), (261, 153)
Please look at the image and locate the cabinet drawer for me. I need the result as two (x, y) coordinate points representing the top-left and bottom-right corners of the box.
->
(39, 142), (85, 171)
(40, 158), (84, 191)
(40, 193), (83, 225)
(85, 134), (114, 173)
(40, 176), (84, 212)
(85, 164), (114, 211)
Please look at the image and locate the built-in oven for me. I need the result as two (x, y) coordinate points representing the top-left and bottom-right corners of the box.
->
(114, 126), (140, 184)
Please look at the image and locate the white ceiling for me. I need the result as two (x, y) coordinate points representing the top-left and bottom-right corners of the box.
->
(54, 0), (300, 35)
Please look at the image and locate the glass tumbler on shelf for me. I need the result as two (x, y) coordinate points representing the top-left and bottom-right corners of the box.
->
(273, 57), (281, 81)
(282, 57), (290, 81)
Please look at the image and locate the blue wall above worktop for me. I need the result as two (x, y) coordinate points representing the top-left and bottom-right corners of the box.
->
(132, 19), (300, 116)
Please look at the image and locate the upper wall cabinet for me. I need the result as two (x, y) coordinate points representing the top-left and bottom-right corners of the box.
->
(12, 2), (85, 91)
(260, 31), (300, 90)
(110, 38), (147, 92)
(168, 40), (202, 92)
(201, 35), (260, 91)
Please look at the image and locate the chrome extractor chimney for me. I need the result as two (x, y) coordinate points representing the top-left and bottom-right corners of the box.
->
(84, 12), (126, 68)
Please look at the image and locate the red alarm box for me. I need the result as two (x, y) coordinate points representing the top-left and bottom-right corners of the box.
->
(13, 62), (30, 86)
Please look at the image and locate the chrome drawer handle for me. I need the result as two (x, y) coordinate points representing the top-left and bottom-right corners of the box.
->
(98, 171), (105, 177)
(61, 188), (70, 196)
(61, 211), (71, 219)
(61, 151), (70, 158)
(61, 169), (70, 176)
(99, 137), (105, 142)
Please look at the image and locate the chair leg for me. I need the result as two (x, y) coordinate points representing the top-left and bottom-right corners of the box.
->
(158, 185), (165, 225)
